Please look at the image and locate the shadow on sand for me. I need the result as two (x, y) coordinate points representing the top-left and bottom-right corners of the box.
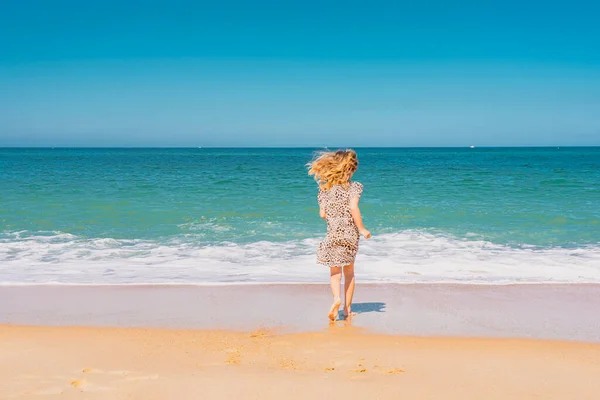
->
(336, 302), (386, 319)
(351, 302), (386, 314)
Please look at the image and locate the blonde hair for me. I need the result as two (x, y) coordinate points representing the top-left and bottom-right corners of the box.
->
(307, 149), (358, 190)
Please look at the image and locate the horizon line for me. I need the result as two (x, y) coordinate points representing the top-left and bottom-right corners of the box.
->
(1, 145), (599, 149)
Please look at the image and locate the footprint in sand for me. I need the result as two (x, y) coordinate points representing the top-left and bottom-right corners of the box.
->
(387, 368), (405, 374)
(67, 369), (156, 392)
(225, 348), (243, 365)
(70, 379), (86, 388)
(249, 329), (271, 339)
(371, 365), (406, 375)
(68, 376), (115, 392)
(279, 358), (300, 370)
(350, 362), (368, 373)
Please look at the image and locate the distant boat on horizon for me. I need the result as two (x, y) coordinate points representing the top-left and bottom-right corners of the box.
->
(470, 145), (475, 149)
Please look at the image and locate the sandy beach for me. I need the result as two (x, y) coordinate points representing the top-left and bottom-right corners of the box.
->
(1, 284), (600, 399)
(1, 324), (600, 399)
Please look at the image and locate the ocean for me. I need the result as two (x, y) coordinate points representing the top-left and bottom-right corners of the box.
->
(1, 147), (599, 284)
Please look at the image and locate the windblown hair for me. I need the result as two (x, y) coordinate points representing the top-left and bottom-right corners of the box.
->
(307, 149), (358, 190)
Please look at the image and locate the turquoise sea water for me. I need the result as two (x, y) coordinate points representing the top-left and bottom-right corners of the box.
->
(1, 147), (599, 284)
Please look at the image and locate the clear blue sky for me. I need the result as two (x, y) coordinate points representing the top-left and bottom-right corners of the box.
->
(1, 0), (599, 147)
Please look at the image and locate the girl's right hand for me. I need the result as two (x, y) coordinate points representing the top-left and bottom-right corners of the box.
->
(360, 229), (371, 239)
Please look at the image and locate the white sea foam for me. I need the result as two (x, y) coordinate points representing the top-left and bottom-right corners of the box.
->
(1, 231), (599, 285)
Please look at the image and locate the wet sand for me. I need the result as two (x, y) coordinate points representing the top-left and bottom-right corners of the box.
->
(1, 283), (599, 341)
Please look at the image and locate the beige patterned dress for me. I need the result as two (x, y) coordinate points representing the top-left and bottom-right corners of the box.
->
(317, 181), (363, 267)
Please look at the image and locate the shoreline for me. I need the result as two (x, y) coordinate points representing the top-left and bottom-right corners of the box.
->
(3, 281), (600, 286)
(2, 283), (599, 342)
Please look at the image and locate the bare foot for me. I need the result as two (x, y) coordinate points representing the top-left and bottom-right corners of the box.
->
(328, 298), (342, 321)
(343, 306), (356, 320)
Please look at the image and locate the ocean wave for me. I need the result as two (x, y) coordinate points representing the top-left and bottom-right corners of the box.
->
(1, 230), (599, 284)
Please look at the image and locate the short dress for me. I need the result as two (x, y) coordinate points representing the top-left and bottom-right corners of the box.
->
(316, 181), (364, 267)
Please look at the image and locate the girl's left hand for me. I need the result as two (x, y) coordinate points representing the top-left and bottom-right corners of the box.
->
(360, 229), (371, 239)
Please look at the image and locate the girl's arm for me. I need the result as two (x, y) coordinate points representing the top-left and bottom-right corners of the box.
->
(318, 189), (326, 219)
(350, 197), (371, 238)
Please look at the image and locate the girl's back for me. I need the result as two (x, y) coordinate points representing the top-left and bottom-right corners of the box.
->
(318, 182), (363, 220)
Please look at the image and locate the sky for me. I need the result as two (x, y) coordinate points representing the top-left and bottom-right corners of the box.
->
(1, 0), (599, 147)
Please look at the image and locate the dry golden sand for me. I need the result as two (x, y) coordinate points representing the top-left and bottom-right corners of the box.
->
(1, 324), (599, 399)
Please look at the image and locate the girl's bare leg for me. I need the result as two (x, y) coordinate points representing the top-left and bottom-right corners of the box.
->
(329, 266), (342, 321)
(343, 263), (355, 319)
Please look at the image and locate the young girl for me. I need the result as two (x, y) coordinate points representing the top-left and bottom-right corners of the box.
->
(308, 149), (371, 321)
